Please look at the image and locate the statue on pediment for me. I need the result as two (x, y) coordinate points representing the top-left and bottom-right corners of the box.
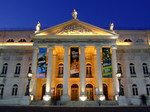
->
(72, 9), (78, 19)
(35, 21), (41, 33)
(109, 22), (114, 31)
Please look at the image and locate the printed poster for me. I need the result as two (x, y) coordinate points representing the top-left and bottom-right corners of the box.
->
(102, 48), (112, 78)
(70, 47), (79, 77)
(37, 48), (47, 78)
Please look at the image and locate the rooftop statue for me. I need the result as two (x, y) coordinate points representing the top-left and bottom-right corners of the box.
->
(109, 22), (114, 31)
(72, 9), (78, 19)
(35, 21), (41, 33)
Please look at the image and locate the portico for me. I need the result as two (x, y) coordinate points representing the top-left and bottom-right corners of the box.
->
(30, 14), (119, 102)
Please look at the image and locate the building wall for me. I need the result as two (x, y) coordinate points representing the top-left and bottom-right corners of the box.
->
(0, 30), (149, 103)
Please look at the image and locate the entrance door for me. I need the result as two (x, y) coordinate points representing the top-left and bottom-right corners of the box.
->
(86, 84), (93, 100)
(56, 84), (63, 100)
(103, 84), (108, 100)
(71, 84), (79, 101)
(41, 84), (46, 100)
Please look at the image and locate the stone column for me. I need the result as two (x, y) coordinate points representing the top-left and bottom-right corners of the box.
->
(96, 46), (105, 100)
(79, 46), (87, 100)
(30, 47), (38, 97)
(61, 46), (70, 102)
(112, 46), (119, 99)
(43, 46), (53, 101)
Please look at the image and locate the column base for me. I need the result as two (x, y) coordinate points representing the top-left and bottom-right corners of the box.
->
(115, 95), (119, 101)
(43, 95), (51, 101)
(79, 95), (87, 101)
(61, 95), (70, 104)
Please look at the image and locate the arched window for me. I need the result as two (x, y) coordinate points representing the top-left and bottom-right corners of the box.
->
(30, 40), (33, 42)
(18, 39), (26, 42)
(28, 64), (32, 73)
(6, 39), (14, 42)
(12, 84), (18, 96)
(146, 84), (150, 96)
(1, 63), (8, 75)
(86, 63), (92, 78)
(124, 39), (132, 42)
(0, 84), (4, 98)
(143, 63), (148, 76)
(132, 84), (138, 96)
(129, 63), (136, 77)
(117, 63), (122, 74)
(58, 64), (63, 78)
(14, 63), (21, 76)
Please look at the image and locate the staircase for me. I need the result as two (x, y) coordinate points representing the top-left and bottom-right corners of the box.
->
(30, 100), (118, 107)
(30, 100), (50, 105)
(65, 101), (99, 107)
(100, 100), (118, 106)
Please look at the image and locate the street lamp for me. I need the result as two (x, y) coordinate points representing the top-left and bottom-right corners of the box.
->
(25, 71), (33, 96)
(116, 72), (122, 96)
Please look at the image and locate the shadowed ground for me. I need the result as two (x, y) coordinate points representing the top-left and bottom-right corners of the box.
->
(0, 106), (150, 112)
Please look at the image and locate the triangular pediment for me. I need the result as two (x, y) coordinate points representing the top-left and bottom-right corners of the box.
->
(33, 19), (118, 37)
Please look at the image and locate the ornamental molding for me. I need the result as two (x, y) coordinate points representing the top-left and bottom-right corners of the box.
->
(16, 56), (22, 61)
(140, 56), (148, 61)
(128, 56), (135, 61)
(56, 24), (97, 35)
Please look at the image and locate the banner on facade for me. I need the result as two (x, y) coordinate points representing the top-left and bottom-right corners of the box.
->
(102, 48), (112, 78)
(70, 47), (79, 77)
(37, 48), (47, 78)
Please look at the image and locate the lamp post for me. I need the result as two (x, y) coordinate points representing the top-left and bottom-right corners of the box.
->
(116, 72), (122, 96)
(25, 71), (32, 96)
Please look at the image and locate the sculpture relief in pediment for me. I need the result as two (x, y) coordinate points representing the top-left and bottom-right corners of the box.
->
(56, 24), (96, 35)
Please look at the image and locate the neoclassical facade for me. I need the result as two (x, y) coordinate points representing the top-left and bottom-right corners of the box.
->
(0, 12), (150, 105)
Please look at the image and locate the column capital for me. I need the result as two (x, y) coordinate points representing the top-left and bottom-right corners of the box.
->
(47, 46), (53, 49)
(33, 47), (39, 52)
(79, 45), (85, 49)
(112, 45), (117, 49)
(63, 45), (69, 49)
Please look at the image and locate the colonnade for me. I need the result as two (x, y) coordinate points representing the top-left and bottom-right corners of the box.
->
(30, 45), (119, 101)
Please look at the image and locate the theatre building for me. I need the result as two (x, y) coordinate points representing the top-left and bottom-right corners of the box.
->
(0, 11), (149, 106)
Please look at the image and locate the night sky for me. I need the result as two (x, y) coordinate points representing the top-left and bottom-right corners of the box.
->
(0, 0), (150, 30)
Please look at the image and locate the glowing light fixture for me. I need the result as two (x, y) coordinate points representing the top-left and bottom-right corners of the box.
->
(43, 95), (51, 101)
(80, 95), (87, 101)
(30, 95), (34, 101)
(99, 95), (105, 101)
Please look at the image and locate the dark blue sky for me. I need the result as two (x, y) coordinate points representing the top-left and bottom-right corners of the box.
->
(0, 0), (150, 30)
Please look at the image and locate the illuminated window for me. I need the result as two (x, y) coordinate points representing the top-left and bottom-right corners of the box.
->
(0, 84), (4, 98)
(12, 84), (18, 96)
(143, 63), (149, 76)
(6, 39), (14, 42)
(124, 39), (132, 42)
(18, 39), (26, 42)
(1, 63), (8, 75)
(86, 63), (92, 78)
(14, 63), (21, 76)
(58, 64), (63, 78)
(146, 84), (150, 96)
(130, 63), (136, 77)
(132, 84), (138, 96)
